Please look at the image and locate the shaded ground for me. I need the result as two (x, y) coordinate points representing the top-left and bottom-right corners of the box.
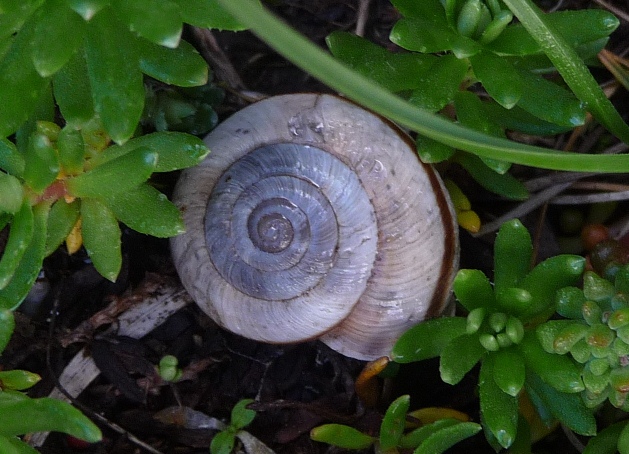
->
(3, 1), (629, 453)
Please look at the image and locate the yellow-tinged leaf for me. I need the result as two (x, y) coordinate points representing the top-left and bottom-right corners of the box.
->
(407, 407), (471, 427)
(65, 218), (82, 255)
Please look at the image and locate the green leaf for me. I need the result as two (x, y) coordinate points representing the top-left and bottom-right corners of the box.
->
(0, 139), (25, 177)
(493, 219), (532, 294)
(408, 55), (468, 112)
(454, 153), (528, 200)
(525, 371), (596, 436)
(0, 203), (48, 310)
(518, 255), (585, 320)
(0, 370), (41, 391)
(555, 286), (586, 320)
(30, 0), (86, 77)
(90, 131), (208, 172)
(113, 0), (181, 48)
(478, 356), (518, 449)
(453, 269), (496, 312)
(23, 132), (60, 194)
(172, 0), (257, 31)
(67, 0), (110, 20)
(415, 135), (455, 163)
(214, 0), (629, 173)
(519, 331), (584, 393)
(400, 418), (460, 449)
(107, 184), (184, 238)
(482, 101), (574, 136)
(0, 202), (34, 290)
(0, 0), (43, 41)
(327, 31), (436, 93)
(470, 51), (522, 109)
(210, 430), (236, 454)
(0, 173), (23, 214)
(380, 395), (409, 450)
(502, 0), (629, 143)
(440, 333), (485, 385)
(0, 435), (39, 454)
(57, 126), (85, 175)
(0, 19), (48, 137)
(45, 199), (80, 256)
(0, 393), (101, 442)
(487, 9), (619, 56)
(66, 148), (157, 199)
(0, 309), (15, 354)
(85, 7), (144, 144)
(389, 0), (446, 21)
(80, 198), (121, 282)
(392, 317), (467, 363)
(516, 70), (585, 128)
(230, 399), (256, 430)
(492, 348), (525, 397)
(310, 424), (374, 450)
(52, 49), (95, 125)
(137, 38), (208, 87)
(390, 17), (480, 58)
(583, 421), (625, 454)
(454, 91), (509, 175)
(413, 421), (482, 454)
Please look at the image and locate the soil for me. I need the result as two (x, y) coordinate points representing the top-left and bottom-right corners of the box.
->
(3, 1), (629, 453)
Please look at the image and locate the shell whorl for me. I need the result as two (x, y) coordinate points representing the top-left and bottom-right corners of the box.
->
(170, 94), (459, 360)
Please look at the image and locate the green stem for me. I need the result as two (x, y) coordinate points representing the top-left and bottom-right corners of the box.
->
(216, 0), (629, 172)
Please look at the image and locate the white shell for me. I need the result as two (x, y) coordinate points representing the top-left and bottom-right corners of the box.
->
(170, 94), (459, 360)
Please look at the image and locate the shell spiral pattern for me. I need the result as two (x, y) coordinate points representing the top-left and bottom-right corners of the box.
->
(171, 94), (459, 360)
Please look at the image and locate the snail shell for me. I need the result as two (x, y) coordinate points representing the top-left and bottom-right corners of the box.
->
(170, 94), (459, 360)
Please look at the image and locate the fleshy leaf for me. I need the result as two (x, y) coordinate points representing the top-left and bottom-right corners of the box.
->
(326, 31), (436, 93)
(113, 0), (181, 48)
(0, 203), (48, 310)
(52, 49), (95, 125)
(30, 0), (86, 77)
(45, 199), (80, 256)
(66, 148), (157, 199)
(392, 317), (467, 363)
(478, 356), (518, 449)
(0, 393), (101, 442)
(172, 0), (259, 31)
(310, 424), (374, 449)
(0, 19), (48, 137)
(453, 269), (496, 312)
(0, 310), (15, 354)
(493, 219), (532, 294)
(80, 198), (121, 282)
(0, 138), (25, 177)
(230, 399), (256, 430)
(67, 0), (110, 20)
(470, 50), (522, 109)
(516, 70), (585, 128)
(0, 173), (23, 214)
(137, 38), (208, 87)
(413, 421), (482, 454)
(85, 7), (144, 144)
(408, 55), (468, 112)
(454, 153), (528, 200)
(0, 370), (41, 391)
(582, 421), (625, 454)
(380, 395), (409, 450)
(107, 184), (184, 238)
(492, 348), (525, 397)
(440, 333), (485, 385)
(519, 331), (584, 393)
(0, 202), (34, 290)
(525, 371), (596, 436)
(23, 132), (60, 194)
(89, 131), (208, 172)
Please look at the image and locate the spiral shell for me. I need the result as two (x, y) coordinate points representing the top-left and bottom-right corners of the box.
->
(170, 94), (459, 360)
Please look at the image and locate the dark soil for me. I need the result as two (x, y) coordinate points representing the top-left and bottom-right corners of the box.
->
(3, 1), (629, 453)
